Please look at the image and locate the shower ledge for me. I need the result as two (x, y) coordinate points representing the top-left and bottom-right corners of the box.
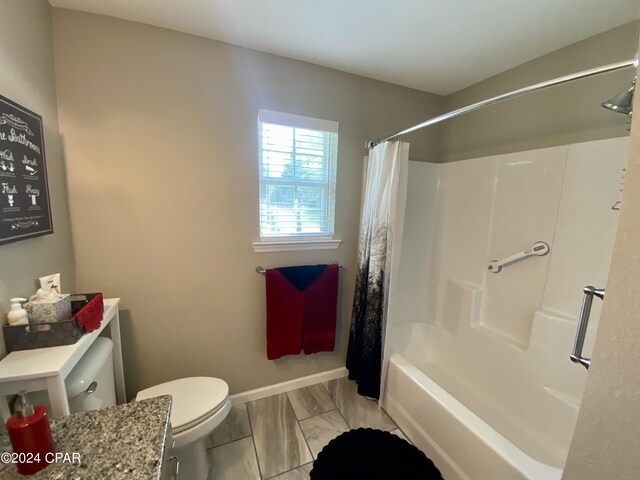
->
(471, 322), (529, 351)
(544, 387), (581, 410)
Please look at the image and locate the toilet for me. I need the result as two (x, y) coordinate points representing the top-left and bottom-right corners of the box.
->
(136, 377), (231, 480)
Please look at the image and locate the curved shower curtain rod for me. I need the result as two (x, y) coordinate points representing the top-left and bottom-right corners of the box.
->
(366, 56), (638, 149)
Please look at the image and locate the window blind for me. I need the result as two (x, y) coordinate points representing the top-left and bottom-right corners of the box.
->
(258, 110), (338, 238)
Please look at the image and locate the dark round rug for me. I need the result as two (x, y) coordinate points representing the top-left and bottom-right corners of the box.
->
(310, 428), (443, 480)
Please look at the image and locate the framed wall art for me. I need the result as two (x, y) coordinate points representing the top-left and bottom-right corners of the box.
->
(0, 94), (53, 245)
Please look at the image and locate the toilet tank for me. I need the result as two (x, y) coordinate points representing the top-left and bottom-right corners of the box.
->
(31, 337), (116, 413)
(66, 337), (116, 413)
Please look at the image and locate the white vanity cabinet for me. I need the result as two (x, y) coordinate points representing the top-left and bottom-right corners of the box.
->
(0, 298), (126, 420)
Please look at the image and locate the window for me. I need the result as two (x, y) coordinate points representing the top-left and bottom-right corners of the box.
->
(257, 110), (338, 247)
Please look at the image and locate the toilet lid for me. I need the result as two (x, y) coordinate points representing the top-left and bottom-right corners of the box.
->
(136, 377), (229, 432)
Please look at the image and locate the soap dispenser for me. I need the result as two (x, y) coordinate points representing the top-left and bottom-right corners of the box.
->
(7, 298), (28, 326)
(5, 391), (55, 475)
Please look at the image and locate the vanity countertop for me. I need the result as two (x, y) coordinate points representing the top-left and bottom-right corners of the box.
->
(0, 395), (172, 479)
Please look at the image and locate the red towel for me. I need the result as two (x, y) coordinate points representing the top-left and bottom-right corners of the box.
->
(266, 269), (304, 360)
(303, 264), (339, 354)
(265, 264), (339, 360)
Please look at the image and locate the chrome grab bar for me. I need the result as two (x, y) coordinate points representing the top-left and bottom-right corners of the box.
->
(487, 241), (550, 273)
(570, 286), (605, 369)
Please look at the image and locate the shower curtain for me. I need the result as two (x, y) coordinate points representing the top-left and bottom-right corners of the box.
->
(347, 140), (409, 399)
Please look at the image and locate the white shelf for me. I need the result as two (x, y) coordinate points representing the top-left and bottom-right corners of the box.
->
(0, 298), (125, 419)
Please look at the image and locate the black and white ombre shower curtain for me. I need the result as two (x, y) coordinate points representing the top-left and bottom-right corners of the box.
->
(347, 141), (409, 399)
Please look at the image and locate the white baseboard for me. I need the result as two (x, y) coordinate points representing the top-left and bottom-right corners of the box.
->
(230, 367), (348, 405)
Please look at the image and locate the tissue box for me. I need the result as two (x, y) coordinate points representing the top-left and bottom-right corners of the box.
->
(24, 294), (72, 323)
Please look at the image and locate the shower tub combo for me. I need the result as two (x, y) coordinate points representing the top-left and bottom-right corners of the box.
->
(382, 137), (627, 480)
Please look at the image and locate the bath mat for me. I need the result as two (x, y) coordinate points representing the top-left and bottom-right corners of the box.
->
(311, 428), (443, 480)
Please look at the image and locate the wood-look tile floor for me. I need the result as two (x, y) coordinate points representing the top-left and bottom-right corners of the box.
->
(205, 376), (407, 479)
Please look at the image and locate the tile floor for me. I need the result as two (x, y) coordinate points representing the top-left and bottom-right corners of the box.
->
(205, 376), (408, 479)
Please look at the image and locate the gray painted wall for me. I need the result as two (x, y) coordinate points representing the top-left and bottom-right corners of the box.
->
(0, 0), (75, 357)
(51, 9), (442, 396)
(440, 21), (638, 162)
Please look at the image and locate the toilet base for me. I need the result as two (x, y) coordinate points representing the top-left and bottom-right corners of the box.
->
(135, 377), (231, 480)
(174, 439), (209, 480)
(170, 400), (231, 479)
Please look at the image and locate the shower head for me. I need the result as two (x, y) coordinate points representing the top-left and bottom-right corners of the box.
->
(602, 77), (635, 116)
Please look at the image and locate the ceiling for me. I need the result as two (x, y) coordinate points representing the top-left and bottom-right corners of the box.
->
(48, 0), (639, 95)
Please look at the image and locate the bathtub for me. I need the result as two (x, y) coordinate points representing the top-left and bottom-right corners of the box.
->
(383, 321), (580, 480)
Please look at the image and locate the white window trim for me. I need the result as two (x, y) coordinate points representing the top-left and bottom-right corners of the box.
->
(259, 109), (338, 134)
(252, 238), (342, 253)
(257, 109), (339, 244)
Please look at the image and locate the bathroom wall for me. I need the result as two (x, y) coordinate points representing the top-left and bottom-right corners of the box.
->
(441, 21), (639, 162)
(562, 47), (640, 480)
(0, 0), (75, 357)
(51, 9), (443, 395)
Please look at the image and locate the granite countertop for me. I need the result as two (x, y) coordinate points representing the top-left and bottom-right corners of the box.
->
(0, 395), (172, 480)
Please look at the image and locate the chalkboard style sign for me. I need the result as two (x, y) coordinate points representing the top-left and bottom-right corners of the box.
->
(0, 94), (53, 245)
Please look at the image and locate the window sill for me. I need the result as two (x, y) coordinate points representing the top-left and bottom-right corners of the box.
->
(252, 239), (342, 253)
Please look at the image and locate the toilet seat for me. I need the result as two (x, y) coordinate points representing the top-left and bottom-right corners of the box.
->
(136, 377), (229, 434)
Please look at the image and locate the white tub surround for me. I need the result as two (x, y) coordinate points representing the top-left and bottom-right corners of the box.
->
(384, 137), (629, 479)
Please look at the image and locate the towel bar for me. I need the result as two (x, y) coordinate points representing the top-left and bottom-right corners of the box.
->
(256, 264), (342, 276)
